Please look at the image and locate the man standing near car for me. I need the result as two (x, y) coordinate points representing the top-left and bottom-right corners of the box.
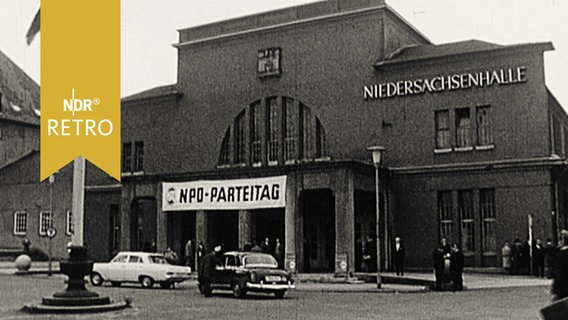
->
(199, 245), (222, 297)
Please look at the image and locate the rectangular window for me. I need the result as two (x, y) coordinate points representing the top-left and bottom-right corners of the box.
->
(315, 119), (327, 158)
(266, 97), (279, 164)
(134, 141), (144, 172)
(284, 97), (297, 162)
(14, 211), (27, 235)
(435, 110), (450, 149)
(552, 117), (563, 156)
(39, 211), (54, 236)
(302, 105), (313, 159)
(476, 105), (492, 146)
(438, 191), (453, 241)
(251, 102), (262, 165)
(455, 108), (471, 148)
(234, 111), (246, 164)
(66, 210), (73, 236)
(480, 189), (496, 255)
(219, 129), (231, 165)
(458, 190), (475, 253)
(122, 142), (132, 173)
(110, 204), (121, 253)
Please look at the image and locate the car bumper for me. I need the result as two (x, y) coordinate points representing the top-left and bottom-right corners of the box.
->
(165, 275), (191, 282)
(246, 282), (295, 290)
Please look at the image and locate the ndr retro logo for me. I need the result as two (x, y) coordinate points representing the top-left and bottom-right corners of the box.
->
(47, 88), (113, 136)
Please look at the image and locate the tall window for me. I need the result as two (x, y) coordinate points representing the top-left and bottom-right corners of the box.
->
(284, 97), (298, 162)
(435, 110), (450, 149)
(122, 142), (132, 172)
(480, 189), (496, 255)
(219, 96), (327, 166)
(39, 211), (54, 236)
(438, 191), (453, 241)
(455, 108), (471, 148)
(234, 110), (246, 164)
(251, 102), (263, 165)
(134, 141), (144, 172)
(14, 211), (27, 235)
(66, 210), (73, 236)
(476, 105), (492, 146)
(110, 204), (121, 253)
(458, 190), (475, 253)
(267, 97), (279, 164)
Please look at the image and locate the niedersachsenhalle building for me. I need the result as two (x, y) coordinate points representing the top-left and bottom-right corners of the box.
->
(119, 0), (568, 273)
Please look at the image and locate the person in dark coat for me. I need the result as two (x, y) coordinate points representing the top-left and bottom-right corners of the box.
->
(393, 237), (405, 276)
(511, 238), (523, 275)
(261, 237), (271, 254)
(433, 238), (450, 291)
(544, 238), (557, 279)
(450, 243), (465, 291)
(198, 246), (222, 297)
(552, 230), (568, 301)
(532, 238), (545, 278)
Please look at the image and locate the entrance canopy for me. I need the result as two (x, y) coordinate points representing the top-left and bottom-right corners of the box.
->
(162, 176), (286, 211)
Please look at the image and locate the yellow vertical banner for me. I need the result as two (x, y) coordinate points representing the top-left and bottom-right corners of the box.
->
(41, 0), (120, 181)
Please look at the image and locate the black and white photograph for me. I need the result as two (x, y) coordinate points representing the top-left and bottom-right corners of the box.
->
(1, 0), (568, 319)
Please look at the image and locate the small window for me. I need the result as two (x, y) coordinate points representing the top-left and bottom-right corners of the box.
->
(66, 210), (73, 236)
(435, 110), (450, 149)
(39, 211), (53, 236)
(458, 190), (475, 253)
(122, 142), (132, 173)
(14, 211), (27, 235)
(134, 141), (144, 172)
(225, 255), (237, 267)
(455, 108), (471, 148)
(113, 255), (128, 263)
(476, 106), (492, 146)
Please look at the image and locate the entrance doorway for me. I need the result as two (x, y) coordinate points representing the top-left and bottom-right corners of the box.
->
(207, 211), (238, 252)
(302, 189), (335, 272)
(251, 209), (284, 258)
(130, 197), (157, 252)
(167, 211), (195, 265)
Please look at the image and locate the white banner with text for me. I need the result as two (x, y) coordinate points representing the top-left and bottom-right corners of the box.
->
(162, 176), (287, 211)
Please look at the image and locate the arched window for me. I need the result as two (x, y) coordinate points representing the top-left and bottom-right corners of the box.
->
(218, 96), (328, 167)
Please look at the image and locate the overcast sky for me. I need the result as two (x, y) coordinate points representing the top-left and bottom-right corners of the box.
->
(1, 0), (567, 107)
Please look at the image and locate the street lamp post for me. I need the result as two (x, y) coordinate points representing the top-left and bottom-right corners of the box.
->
(367, 146), (385, 289)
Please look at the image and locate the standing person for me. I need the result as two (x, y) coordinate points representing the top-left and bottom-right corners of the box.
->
(501, 241), (512, 274)
(185, 239), (195, 270)
(551, 230), (568, 301)
(532, 238), (545, 278)
(361, 236), (372, 273)
(511, 238), (523, 275)
(198, 246), (222, 297)
(544, 238), (557, 279)
(261, 237), (271, 254)
(521, 238), (531, 275)
(450, 243), (464, 291)
(274, 238), (283, 268)
(393, 237), (405, 276)
(251, 240), (262, 252)
(433, 238), (449, 291)
(197, 241), (205, 264)
(164, 247), (179, 265)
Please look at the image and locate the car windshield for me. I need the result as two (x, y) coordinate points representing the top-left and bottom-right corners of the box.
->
(243, 254), (278, 268)
(148, 255), (168, 264)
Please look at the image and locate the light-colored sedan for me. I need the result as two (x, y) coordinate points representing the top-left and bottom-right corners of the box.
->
(90, 251), (192, 289)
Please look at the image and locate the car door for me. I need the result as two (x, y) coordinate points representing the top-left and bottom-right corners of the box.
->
(107, 254), (128, 281)
(125, 254), (143, 282)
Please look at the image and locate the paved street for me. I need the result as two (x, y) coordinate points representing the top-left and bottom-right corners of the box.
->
(0, 272), (554, 320)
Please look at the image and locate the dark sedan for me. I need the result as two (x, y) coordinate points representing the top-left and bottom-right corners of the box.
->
(198, 251), (295, 298)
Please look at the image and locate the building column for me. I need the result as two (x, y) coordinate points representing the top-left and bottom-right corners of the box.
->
(285, 174), (297, 273)
(334, 168), (355, 275)
(120, 185), (133, 251)
(156, 184), (167, 253)
(196, 210), (208, 251)
(238, 210), (252, 249)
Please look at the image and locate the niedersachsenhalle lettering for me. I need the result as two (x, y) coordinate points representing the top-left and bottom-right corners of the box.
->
(364, 66), (526, 100)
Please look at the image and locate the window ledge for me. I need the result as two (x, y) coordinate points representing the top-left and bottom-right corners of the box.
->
(121, 172), (132, 177)
(475, 145), (495, 151)
(132, 171), (145, 176)
(455, 146), (474, 152)
(434, 148), (452, 154)
(315, 157), (331, 162)
(252, 162), (262, 167)
(216, 164), (231, 169)
(268, 161), (278, 166)
(285, 160), (296, 165)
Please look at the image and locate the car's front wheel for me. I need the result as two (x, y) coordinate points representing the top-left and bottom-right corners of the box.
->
(160, 281), (173, 289)
(90, 273), (104, 286)
(274, 290), (286, 299)
(140, 276), (155, 289)
(232, 281), (247, 299)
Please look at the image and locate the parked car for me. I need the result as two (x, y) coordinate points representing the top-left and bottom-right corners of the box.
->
(90, 251), (191, 289)
(198, 251), (295, 298)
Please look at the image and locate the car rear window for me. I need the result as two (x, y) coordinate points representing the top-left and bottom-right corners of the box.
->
(243, 254), (278, 268)
(149, 255), (168, 264)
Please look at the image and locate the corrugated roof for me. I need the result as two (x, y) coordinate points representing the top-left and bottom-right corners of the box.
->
(0, 50), (40, 126)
